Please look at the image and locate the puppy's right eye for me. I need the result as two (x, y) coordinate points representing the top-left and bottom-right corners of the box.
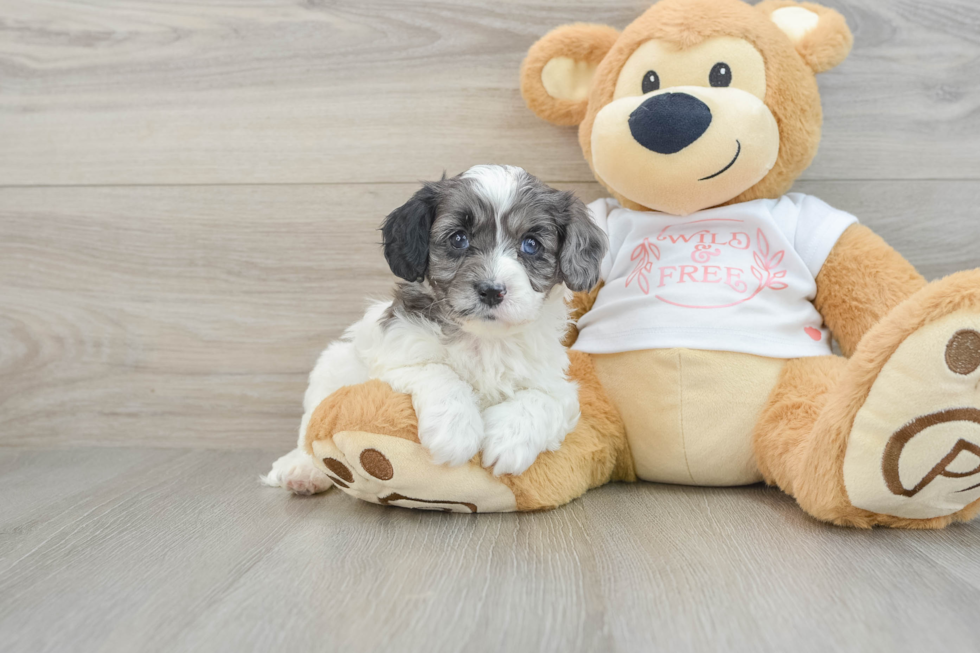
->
(641, 70), (660, 94)
(449, 231), (469, 250)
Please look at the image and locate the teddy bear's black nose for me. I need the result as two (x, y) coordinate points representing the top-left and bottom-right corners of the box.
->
(629, 92), (713, 155)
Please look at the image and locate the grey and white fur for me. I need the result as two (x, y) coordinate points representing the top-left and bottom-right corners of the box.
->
(264, 165), (606, 494)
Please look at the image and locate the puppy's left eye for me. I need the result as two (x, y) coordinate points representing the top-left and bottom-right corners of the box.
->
(449, 231), (469, 249)
(520, 236), (542, 256)
(709, 62), (732, 87)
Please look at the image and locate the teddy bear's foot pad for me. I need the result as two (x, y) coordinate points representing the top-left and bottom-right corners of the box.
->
(844, 311), (980, 519)
(310, 431), (518, 513)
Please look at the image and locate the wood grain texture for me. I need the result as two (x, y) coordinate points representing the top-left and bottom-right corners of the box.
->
(1, 2), (979, 649)
(2, 0), (980, 185)
(0, 448), (977, 653)
(2, 181), (977, 450)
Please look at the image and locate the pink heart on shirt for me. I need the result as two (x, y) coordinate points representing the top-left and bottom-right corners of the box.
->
(804, 327), (822, 341)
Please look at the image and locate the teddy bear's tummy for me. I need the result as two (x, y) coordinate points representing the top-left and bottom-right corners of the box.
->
(592, 347), (786, 486)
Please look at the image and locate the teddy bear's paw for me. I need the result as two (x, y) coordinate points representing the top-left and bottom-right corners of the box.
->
(843, 308), (980, 520)
(262, 448), (335, 495)
(310, 431), (518, 513)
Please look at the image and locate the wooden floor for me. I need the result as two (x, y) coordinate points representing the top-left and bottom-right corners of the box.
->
(1, 447), (980, 653)
(2, 0), (979, 651)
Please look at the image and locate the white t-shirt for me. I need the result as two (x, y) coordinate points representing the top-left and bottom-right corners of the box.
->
(572, 194), (858, 358)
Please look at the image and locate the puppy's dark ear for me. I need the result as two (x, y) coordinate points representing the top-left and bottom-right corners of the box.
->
(381, 184), (439, 282)
(557, 192), (606, 292)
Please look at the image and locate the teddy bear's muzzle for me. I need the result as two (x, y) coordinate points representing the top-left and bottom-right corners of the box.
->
(590, 85), (780, 216)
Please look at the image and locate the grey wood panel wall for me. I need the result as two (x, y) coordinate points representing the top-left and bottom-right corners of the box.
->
(2, 0), (980, 185)
(1, 0), (979, 450)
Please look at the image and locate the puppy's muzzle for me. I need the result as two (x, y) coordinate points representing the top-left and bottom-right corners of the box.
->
(476, 282), (507, 308)
(629, 92), (713, 155)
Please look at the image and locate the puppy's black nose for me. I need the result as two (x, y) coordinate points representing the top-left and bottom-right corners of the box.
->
(476, 282), (506, 307)
(628, 92), (712, 155)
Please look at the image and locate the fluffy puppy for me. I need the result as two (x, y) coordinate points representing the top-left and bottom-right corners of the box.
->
(263, 165), (606, 494)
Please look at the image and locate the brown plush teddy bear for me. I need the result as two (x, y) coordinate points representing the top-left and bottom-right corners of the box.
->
(302, 0), (980, 528)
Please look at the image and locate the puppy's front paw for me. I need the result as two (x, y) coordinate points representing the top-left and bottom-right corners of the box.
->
(481, 402), (565, 476)
(416, 400), (484, 467)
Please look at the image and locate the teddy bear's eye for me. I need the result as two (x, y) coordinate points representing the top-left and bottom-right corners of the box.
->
(709, 62), (732, 88)
(641, 70), (660, 94)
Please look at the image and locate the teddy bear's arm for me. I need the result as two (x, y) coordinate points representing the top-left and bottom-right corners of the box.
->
(562, 282), (604, 348)
(813, 224), (926, 357)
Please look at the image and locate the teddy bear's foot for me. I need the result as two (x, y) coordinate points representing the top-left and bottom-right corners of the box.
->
(302, 354), (630, 513)
(842, 273), (980, 521)
(310, 430), (518, 513)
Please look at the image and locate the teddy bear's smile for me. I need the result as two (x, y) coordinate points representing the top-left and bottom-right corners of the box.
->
(699, 139), (741, 181)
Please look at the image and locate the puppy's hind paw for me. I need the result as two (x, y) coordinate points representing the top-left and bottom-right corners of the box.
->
(263, 449), (335, 495)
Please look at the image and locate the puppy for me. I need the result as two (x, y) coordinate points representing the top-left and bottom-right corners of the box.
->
(263, 165), (606, 495)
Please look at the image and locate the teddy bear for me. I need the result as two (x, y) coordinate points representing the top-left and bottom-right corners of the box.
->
(300, 0), (980, 528)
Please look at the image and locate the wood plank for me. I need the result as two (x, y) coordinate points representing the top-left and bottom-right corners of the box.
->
(1, 0), (979, 185)
(1, 181), (977, 449)
(0, 183), (404, 450)
(0, 447), (977, 653)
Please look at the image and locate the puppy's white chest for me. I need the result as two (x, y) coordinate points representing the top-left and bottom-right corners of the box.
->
(446, 338), (532, 406)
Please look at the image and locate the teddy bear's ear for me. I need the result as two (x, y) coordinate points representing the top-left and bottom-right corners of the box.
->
(755, 1), (853, 74)
(521, 23), (620, 126)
